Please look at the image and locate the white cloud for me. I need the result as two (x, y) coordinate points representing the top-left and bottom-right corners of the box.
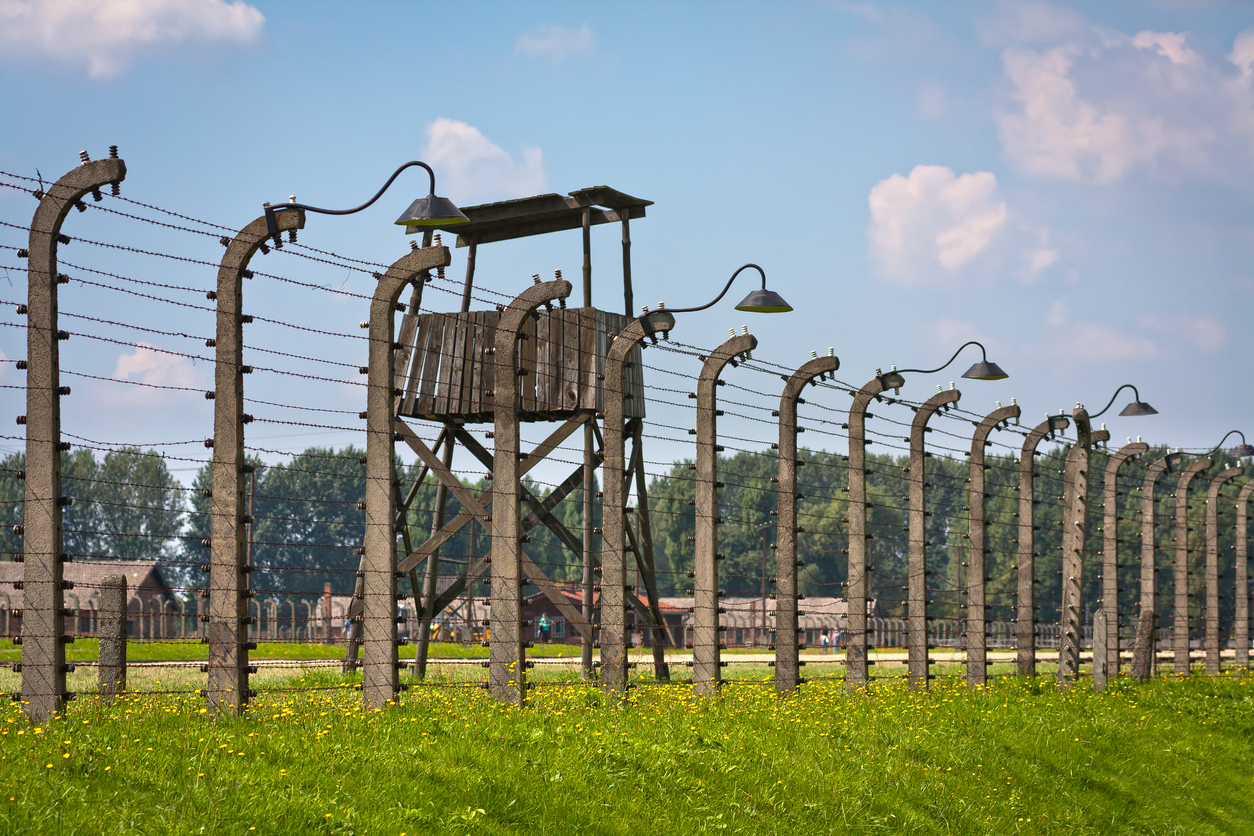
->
(114, 343), (201, 388)
(922, 317), (998, 358)
(1044, 302), (1158, 362)
(867, 165), (1008, 286)
(515, 23), (594, 61)
(1045, 299), (1070, 327)
(1022, 245), (1057, 276)
(1232, 30), (1254, 78)
(976, 1), (1088, 46)
(421, 118), (545, 203)
(1132, 31), (1200, 67)
(996, 24), (1254, 184)
(1067, 322), (1157, 360)
(1139, 313), (1228, 353)
(0, 0), (264, 78)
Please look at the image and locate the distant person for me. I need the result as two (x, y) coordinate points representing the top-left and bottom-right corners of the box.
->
(820, 629), (829, 654)
(539, 614), (551, 644)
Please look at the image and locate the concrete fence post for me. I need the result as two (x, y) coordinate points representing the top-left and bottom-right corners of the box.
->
(362, 244), (450, 710)
(1130, 453), (1180, 681)
(208, 207), (304, 715)
(1100, 441), (1147, 680)
(489, 278), (572, 704)
(1058, 407), (1108, 686)
(966, 403), (1019, 687)
(775, 353), (840, 693)
(1173, 458), (1211, 675)
(845, 373), (901, 690)
(98, 574), (126, 698)
(1205, 466), (1242, 675)
(600, 311), (674, 692)
(907, 387), (961, 689)
(693, 332), (757, 697)
(1093, 608), (1108, 691)
(1237, 480), (1253, 671)
(17, 150), (125, 722)
(1017, 415), (1069, 677)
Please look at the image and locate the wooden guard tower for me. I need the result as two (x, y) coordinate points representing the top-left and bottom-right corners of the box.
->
(344, 186), (675, 685)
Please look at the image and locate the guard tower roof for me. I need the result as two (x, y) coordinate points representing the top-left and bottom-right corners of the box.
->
(413, 186), (652, 248)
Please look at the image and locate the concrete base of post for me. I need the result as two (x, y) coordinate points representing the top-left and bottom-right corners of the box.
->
(99, 575), (126, 697)
(1130, 605), (1155, 682)
(1092, 608), (1107, 692)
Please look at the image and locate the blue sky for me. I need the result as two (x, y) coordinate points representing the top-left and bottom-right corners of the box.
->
(1, 0), (1252, 481)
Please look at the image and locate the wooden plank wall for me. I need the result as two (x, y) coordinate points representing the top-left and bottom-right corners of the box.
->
(395, 308), (643, 423)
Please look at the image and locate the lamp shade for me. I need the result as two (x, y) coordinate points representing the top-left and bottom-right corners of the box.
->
(734, 288), (793, 313)
(1230, 443), (1254, 457)
(1118, 400), (1158, 416)
(394, 194), (470, 227)
(961, 360), (1009, 381)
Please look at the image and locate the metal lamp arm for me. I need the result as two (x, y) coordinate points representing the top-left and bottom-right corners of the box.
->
(666, 264), (765, 314)
(1089, 383), (1141, 419)
(263, 160), (437, 237)
(1203, 430), (1248, 459)
(895, 340), (988, 376)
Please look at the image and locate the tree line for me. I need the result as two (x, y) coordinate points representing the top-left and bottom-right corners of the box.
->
(0, 445), (600, 603)
(0, 442), (1238, 632)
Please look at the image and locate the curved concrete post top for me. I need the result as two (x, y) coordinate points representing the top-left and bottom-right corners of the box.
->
(30, 157), (126, 249)
(1022, 415), (1070, 460)
(219, 210), (305, 285)
(370, 245), (452, 313)
(850, 374), (897, 413)
(780, 355), (841, 409)
(610, 312), (675, 363)
(1207, 466), (1243, 502)
(698, 333), (757, 385)
(1177, 457), (1214, 494)
(972, 404), (1021, 451)
(1107, 442), (1149, 477)
(911, 388), (961, 438)
(1143, 452), (1181, 489)
(496, 279), (573, 355)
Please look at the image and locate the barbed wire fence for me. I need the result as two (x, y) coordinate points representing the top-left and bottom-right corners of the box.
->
(1, 152), (1248, 722)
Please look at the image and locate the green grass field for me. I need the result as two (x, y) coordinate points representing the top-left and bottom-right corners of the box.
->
(1, 665), (1252, 835)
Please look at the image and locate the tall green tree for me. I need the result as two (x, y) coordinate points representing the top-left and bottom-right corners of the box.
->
(1, 448), (183, 565)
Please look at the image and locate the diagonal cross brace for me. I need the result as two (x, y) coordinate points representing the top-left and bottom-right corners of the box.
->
(395, 421), (489, 518)
(452, 426), (596, 636)
(452, 426), (598, 558)
(425, 451), (602, 619)
(391, 415), (588, 577)
(394, 451), (595, 617)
